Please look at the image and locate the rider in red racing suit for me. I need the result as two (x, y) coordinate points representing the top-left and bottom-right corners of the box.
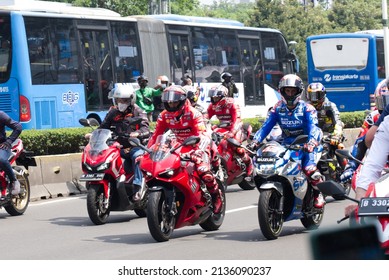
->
(148, 85), (223, 214)
(204, 85), (253, 178)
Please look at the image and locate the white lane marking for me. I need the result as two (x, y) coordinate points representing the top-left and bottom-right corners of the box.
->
(226, 205), (257, 214)
(29, 196), (83, 206)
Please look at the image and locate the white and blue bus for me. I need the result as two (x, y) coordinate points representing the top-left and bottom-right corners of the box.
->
(0, 0), (298, 129)
(306, 30), (386, 112)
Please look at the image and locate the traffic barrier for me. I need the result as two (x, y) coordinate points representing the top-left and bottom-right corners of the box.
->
(26, 128), (361, 202)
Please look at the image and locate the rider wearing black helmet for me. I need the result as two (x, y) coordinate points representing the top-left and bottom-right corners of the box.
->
(221, 72), (238, 98)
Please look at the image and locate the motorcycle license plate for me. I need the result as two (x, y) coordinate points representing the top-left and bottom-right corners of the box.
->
(79, 173), (104, 181)
(358, 197), (389, 216)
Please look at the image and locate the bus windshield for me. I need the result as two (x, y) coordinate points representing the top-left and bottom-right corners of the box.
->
(306, 31), (385, 112)
(310, 38), (368, 70)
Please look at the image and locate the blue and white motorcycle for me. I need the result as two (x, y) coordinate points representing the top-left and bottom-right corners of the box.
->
(251, 135), (324, 240)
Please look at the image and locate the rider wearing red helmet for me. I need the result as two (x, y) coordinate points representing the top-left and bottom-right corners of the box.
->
(205, 85), (253, 178)
(148, 85), (223, 214)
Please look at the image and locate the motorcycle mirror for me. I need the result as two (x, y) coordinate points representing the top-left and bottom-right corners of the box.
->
(316, 180), (358, 203)
(227, 137), (241, 147)
(79, 118), (99, 127)
(128, 137), (141, 147)
(335, 149), (363, 165)
(183, 136), (201, 146)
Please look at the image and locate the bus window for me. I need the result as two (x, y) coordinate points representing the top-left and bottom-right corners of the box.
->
(0, 15), (11, 83)
(262, 32), (288, 90)
(111, 21), (141, 83)
(25, 17), (81, 85)
(376, 39), (385, 79)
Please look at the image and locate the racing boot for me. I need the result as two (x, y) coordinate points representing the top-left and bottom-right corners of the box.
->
(313, 189), (325, 209)
(210, 188), (223, 214)
(236, 148), (254, 181)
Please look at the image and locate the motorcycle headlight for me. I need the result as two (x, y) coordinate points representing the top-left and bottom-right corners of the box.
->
(82, 163), (93, 172)
(96, 162), (110, 171)
(256, 164), (276, 175)
(159, 169), (175, 178)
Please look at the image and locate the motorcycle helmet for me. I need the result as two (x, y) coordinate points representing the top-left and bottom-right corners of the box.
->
(157, 75), (169, 89)
(307, 82), (326, 108)
(161, 85), (187, 114)
(278, 74), (304, 107)
(110, 83), (136, 111)
(220, 72), (232, 83)
(208, 85), (228, 104)
(183, 85), (199, 105)
(374, 78), (389, 112)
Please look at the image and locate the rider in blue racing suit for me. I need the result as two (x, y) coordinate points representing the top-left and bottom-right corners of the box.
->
(248, 74), (325, 208)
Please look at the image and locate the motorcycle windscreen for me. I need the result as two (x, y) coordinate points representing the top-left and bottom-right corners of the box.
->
(88, 129), (111, 157)
(150, 133), (176, 162)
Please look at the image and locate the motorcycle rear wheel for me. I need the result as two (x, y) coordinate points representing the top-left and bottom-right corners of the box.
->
(300, 188), (324, 229)
(87, 184), (110, 225)
(258, 189), (284, 240)
(4, 172), (30, 216)
(147, 190), (175, 242)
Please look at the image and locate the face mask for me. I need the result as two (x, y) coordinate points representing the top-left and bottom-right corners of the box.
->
(118, 103), (129, 112)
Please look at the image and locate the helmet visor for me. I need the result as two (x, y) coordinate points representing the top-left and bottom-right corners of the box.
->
(208, 89), (224, 98)
(161, 90), (183, 102)
(309, 91), (325, 102)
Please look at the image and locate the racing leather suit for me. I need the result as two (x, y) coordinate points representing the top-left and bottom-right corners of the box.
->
(252, 100), (323, 179)
(312, 97), (343, 137)
(148, 99), (220, 200)
(206, 97), (253, 176)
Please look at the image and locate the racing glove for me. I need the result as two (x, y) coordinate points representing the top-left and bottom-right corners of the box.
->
(181, 150), (205, 165)
(340, 167), (354, 183)
(247, 140), (260, 151)
(0, 142), (11, 150)
(330, 135), (340, 146)
(303, 139), (318, 153)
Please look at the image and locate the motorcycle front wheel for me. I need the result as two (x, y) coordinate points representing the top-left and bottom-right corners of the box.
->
(4, 171), (30, 216)
(258, 189), (284, 240)
(86, 184), (110, 225)
(147, 190), (175, 242)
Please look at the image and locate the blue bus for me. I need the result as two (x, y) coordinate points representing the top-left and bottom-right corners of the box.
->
(306, 30), (385, 112)
(0, 0), (298, 129)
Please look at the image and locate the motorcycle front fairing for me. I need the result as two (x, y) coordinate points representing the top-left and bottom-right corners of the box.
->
(254, 141), (308, 219)
(140, 134), (210, 228)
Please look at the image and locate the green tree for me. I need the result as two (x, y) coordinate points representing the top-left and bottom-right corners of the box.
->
(328, 0), (382, 32)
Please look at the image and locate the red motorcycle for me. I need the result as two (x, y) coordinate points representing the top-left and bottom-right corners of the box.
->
(0, 139), (35, 216)
(79, 118), (148, 225)
(130, 133), (226, 242)
(212, 122), (255, 190)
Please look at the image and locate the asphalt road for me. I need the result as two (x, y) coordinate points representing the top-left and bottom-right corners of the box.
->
(0, 184), (352, 260)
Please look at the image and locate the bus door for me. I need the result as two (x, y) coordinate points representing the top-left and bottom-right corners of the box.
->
(78, 28), (113, 111)
(170, 34), (194, 84)
(238, 37), (263, 105)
